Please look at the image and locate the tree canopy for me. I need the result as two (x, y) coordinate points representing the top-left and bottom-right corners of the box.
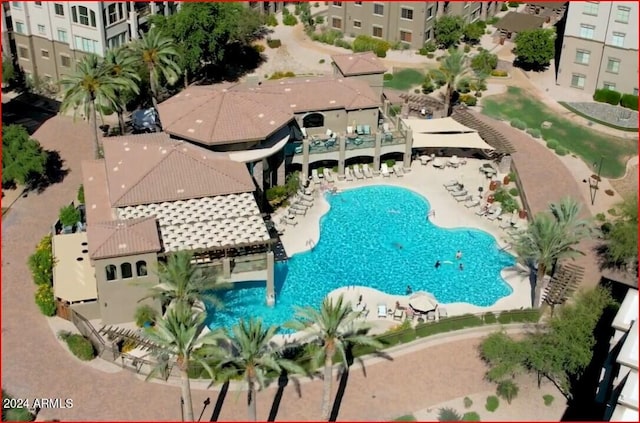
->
(463, 21), (486, 45)
(602, 195), (638, 272)
(434, 16), (465, 48)
(471, 50), (498, 75)
(513, 28), (556, 70)
(2, 124), (48, 187)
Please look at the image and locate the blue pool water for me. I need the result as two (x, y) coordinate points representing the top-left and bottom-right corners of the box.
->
(206, 186), (515, 332)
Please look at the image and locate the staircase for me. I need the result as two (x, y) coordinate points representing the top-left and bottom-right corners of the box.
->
(542, 263), (585, 306)
(451, 108), (517, 155)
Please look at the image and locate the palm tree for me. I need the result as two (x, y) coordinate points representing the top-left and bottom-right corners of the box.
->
(285, 294), (384, 421)
(429, 47), (475, 117)
(131, 28), (181, 109)
(141, 251), (231, 312)
(59, 54), (137, 158)
(212, 318), (305, 421)
(511, 197), (592, 307)
(144, 307), (223, 422)
(103, 47), (141, 135)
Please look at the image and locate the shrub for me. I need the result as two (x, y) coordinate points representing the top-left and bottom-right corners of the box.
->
(545, 139), (559, 149)
(501, 4), (509, 11)
(620, 93), (639, 110)
(483, 312), (497, 324)
(312, 29), (344, 46)
(593, 88), (622, 106)
(490, 69), (508, 77)
(422, 81), (435, 94)
(385, 159), (396, 168)
(77, 184), (85, 204)
(253, 44), (266, 53)
(438, 407), (462, 421)
(460, 95), (477, 106)
(595, 212), (606, 222)
(463, 397), (473, 409)
(383, 73), (394, 81)
(59, 204), (80, 227)
(314, 2), (319, 7)
(265, 14), (278, 27)
(425, 41), (437, 52)
(2, 391), (35, 422)
(526, 128), (541, 138)
(471, 50), (498, 74)
(427, 53), (435, 59)
(418, 48), (428, 56)
(487, 17), (500, 25)
(508, 171), (516, 181)
(269, 71), (296, 80)
(497, 380), (519, 404)
(28, 234), (54, 286)
(334, 39), (352, 49)
(319, 58), (325, 64)
(462, 412), (481, 421)
(543, 394), (554, 406)
(315, 16), (324, 24)
(353, 35), (390, 57)
(508, 2), (520, 7)
(485, 395), (499, 412)
(554, 146), (568, 156)
(58, 331), (96, 361)
(508, 188), (519, 196)
(283, 14), (298, 26)
(135, 304), (158, 328)
(282, 7), (289, 15)
(35, 283), (56, 316)
(510, 119), (526, 130)
(464, 44), (471, 53)
(267, 39), (282, 48)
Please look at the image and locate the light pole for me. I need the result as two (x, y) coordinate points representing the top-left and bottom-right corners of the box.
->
(589, 156), (605, 206)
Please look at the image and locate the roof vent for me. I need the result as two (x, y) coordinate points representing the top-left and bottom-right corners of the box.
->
(143, 145), (147, 150)
(182, 147), (187, 152)
(123, 142), (128, 146)
(91, 204), (96, 209)
(195, 119), (203, 124)
(305, 79), (310, 82)
(113, 167), (119, 171)
(118, 160), (123, 165)
(161, 149), (168, 154)
(187, 128), (195, 133)
(269, 120), (275, 125)
(258, 113), (264, 118)
(290, 104), (296, 108)
(88, 176), (94, 181)
(348, 56), (353, 60)
(121, 184), (125, 189)
(118, 243), (127, 249)
(124, 147), (130, 151)
(185, 93), (191, 97)
(177, 188), (185, 193)
(284, 88), (291, 92)
(329, 100), (336, 104)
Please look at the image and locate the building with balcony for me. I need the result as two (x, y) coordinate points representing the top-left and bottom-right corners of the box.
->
(326, 1), (504, 50)
(7, 1), (179, 84)
(556, 1), (638, 95)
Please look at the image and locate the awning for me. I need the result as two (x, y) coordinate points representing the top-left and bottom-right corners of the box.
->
(227, 134), (290, 163)
(402, 117), (476, 134)
(409, 291), (438, 313)
(412, 132), (495, 150)
(53, 232), (98, 303)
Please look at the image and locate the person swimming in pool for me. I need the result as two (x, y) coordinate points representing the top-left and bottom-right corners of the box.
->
(459, 263), (464, 271)
(392, 242), (404, 250)
(456, 250), (463, 260)
(435, 260), (441, 269)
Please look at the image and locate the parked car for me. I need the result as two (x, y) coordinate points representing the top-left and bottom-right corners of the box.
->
(131, 107), (161, 133)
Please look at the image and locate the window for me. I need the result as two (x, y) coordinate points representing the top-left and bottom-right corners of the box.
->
(41, 49), (49, 59)
(57, 29), (67, 43)
(583, 2), (598, 16)
(107, 33), (127, 49)
(611, 32), (625, 48)
(107, 4), (121, 25)
(400, 30), (412, 43)
(121, 263), (133, 279)
(18, 46), (29, 59)
(372, 26), (383, 38)
(136, 261), (148, 277)
(72, 6), (97, 27)
(634, 88), (639, 96)
(331, 17), (342, 29)
(353, 20), (362, 29)
(616, 6), (630, 23)
(54, 3), (64, 16)
(332, 2), (342, 7)
(579, 24), (595, 39)
(606, 58), (620, 73)
(37, 24), (46, 35)
(14, 21), (25, 34)
(105, 265), (117, 281)
(354, 1), (362, 5)
(60, 55), (71, 67)
(570, 74), (585, 89)
(302, 113), (324, 128)
(574, 50), (590, 65)
(603, 82), (616, 90)
(373, 3), (384, 16)
(74, 36), (98, 53)
(35, 1), (42, 6)
(425, 29), (432, 40)
(427, 7), (434, 19)
(12, 2), (21, 10)
(401, 7), (413, 20)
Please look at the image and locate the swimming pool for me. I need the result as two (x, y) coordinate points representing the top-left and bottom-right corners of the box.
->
(206, 185), (515, 332)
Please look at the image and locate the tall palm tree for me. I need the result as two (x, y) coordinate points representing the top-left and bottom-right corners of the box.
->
(429, 47), (475, 117)
(131, 28), (181, 109)
(285, 294), (384, 421)
(59, 54), (136, 158)
(212, 318), (305, 421)
(144, 307), (223, 422)
(141, 251), (231, 312)
(103, 47), (141, 134)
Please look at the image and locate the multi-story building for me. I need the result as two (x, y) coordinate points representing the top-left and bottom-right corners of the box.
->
(556, 1), (638, 95)
(7, 1), (179, 83)
(326, 1), (504, 50)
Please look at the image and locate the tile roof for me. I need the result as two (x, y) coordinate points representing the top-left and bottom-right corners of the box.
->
(102, 132), (256, 207)
(81, 159), (115, 225)
(87, 217), (161, 260)
(331, 51), (387, 76)
(157, 77), (381, 146)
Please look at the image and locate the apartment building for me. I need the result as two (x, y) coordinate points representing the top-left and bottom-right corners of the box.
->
(8, 1), (179, 83)
(326, 1), (504, 50)
(556, 1), (638, 95)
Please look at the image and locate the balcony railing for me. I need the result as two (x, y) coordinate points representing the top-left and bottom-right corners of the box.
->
(345, 135), (375, 151)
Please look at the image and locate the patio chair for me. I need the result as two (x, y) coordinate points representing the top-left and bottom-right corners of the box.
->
(464, 199), (480, 208)
(356, 125), (364, 135)
(280, 217), (297, 227)
(362, 163), (374, 178)
(325, 139), (337, 148)
(294, 196), (313, 207)
(311, 169), (321, 185)
(323, 168), (334, 183)
(443, 180), (459, 188)
(438, 307), (448, 319)
(451, 190), (468, 197)
(487, 207), (503, 221)
(426, 311), (436, 321)
(446, 183), (463, 191)
(432, 158), (445, 169)
(288, 207), (307, 216)
(363, 125), (371, 135)
(393, 164), (404, 177)
(345, 167), (355, 181)
(353, 165), (365, 180)
(393, 308), (404, 321)
(456, 194), (473, 203)
(377, 304), (387, 318)
(380, 163), (391, 178)
(419, 155), (432, 165)
(297, 191), (314, 202)
(499, 217), (512, 229)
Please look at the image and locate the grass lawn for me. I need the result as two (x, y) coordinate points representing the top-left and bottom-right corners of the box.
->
(481, 87), (636, 178)
(383, 68), (425, 91)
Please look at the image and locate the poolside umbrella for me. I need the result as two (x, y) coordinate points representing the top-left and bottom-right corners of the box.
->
(409, 291), (438, 313)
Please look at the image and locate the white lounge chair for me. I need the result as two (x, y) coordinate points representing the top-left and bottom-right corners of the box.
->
(456, 195), (473, 203)
(288, 208), (306, 216)
(499, 216), (512, 229)
(377, 304), (387, 318)
(362, 163), (374, 178)
(294, 196), (313, 206)
(438, 307), (448, 319)
(465, 199), (480, 208)
(297, 191), (314, 202)
(487, 207), (502, 221)
(381, 163), (391, 177)
(345, 167), (354, 181)
(451, 190), (468, 197)
(353, 165), (365, 179)
(443, 180), (459, 188)
(280, 217), (297, 227)
(393, 164), (404, 177)
(432, 158), (445, 169)
(419, 155), (432, 165)
(323, 168), (334, 182)
(311, 169), (321, 184)
(446, 183), (463, 192)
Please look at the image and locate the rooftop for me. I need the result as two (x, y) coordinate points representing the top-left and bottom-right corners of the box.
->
(87, 217), (161, 260)
(496, 11), (546, 33)
(52, 232), (98, 302)
(612, 288), (638, 332)
(331, 51), (387, 76)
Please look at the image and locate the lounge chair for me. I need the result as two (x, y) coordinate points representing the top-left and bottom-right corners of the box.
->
(293, 197), (313, 207)
(345, 167), (354, 181)
(377, 304), (387, 318)
(393, 164), (404, 177)
(356, 125), (364, 135)
(475, 204), (490, 216)
(465, 199), (480, 208)
(353, 165), (364, 180)
(499, 217), (512, 229)
(446, 183), (463, 192)
(311, 169), (321, 184)
(323, 168), (334, 182)
(297, 191), (314, 202)
(443, 180), (459, 188)
(487, 207), (502, 221)
(419, 155), (432, 165)
(432, 158), (445, 169)
(288, 208), (306, 216)
(426, 311), (436, 321)
(362, 164), (374, 178)
(363, 125), (371, 135)
(280, 217), (297, 227)
(380, 163), (391, 178)
(438, 307), (448, 319)
(451, 190), (468, 197)
(456, 194), (473, 203)
(393, 308), (404, 321)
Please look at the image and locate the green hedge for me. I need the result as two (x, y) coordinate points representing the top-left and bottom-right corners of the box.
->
(352, 35), (390, 57)
(510, 119), (526, 130)
(546, 139), (559, 149)
(460, 94), (477, 106)
(28, 234), (54, 286)
(35, 283), (56, 316)
(593, 89), (622, 105)
(554, 146), (568, 156)
(620, 94), (639, 111)
(526, 128), (541, 138)
(58, 331), (96, 361)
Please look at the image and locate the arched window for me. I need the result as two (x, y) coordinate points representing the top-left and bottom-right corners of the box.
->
(302, 113), (324, 128)
(121, 262), (133, 279)
(105, 265), (117, 281)
(136, 260), (148, 277)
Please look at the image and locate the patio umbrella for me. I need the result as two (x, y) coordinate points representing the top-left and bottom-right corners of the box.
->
(409, 291), (438, 313)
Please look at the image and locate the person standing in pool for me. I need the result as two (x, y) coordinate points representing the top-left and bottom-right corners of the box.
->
(455, 250), (463, 260)
(435, 260), (441, 269)
(459, 263), (464, 271)
(406, 285), (413, 295)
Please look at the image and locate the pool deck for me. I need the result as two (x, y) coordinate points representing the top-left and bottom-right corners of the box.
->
(273, 158), (531, 333)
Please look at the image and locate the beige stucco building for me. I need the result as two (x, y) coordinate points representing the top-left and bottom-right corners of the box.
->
(556, 1), (638, 95)
(326, 1), (504, 49)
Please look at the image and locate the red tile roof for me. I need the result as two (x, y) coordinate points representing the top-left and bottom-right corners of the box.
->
(87, 217), (161, 260)
(331, 52), (387, 76)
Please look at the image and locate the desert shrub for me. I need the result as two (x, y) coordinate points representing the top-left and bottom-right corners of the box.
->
(620, 93), (639, 110)
(352, 35), (390, 57)
(508, 188), (519, 196)
(496, 380), (519, 404)
(283, 14), (298, 26)
(471, 50), (498, 74)
(383, 73), (394, 81)
(35, 283), (56, 316)
(385, 159), (396, 168)
(312, 29), (344, 46)
(28, 234), (54, 286)
(490, 69), (508, 77)
(77, 184), (85, 204)
(422, 81), (435, 94)
(462, 412), (480, 421)
(282, 7), (289, 15)
(487, 17), (500, 25)
(267, 39), (282, 48)
(510, 119), (526, 130)
(463, 397), (473, 409)
(334, 39), (352, 49)
(269, 71), (296, 80)
(483, 312), (497, 324)
(508, 2), (520, 8)
(319, 58), (325, 64)
(464, 44), (471, 53)
(424, 41), (437, 52)
(526, 128), (541, 138)
(59, 331), (96, 361)
(59, 204), (80, 227)
(253, 44), (266, 53)
(427, 53), (435, 59)
(315, 16), (324, 24)
(501, 4), (509, 11)
(135, 304), (159, 327)
(438, 407), (462, 421)
(265, 14), (278, 26)
(485, 395), (499, 412)
(418, 48), (428, 56)
(593, 88), (622, 106)
(2, 391), (35, 422)
(554, 146), (568, 156)
(545, 139), (558, 149)
(543, 394), (554, 406)
(460, 95), (477, 106)
(388, 105), (401, 117)
(595, 212), (606, 222)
